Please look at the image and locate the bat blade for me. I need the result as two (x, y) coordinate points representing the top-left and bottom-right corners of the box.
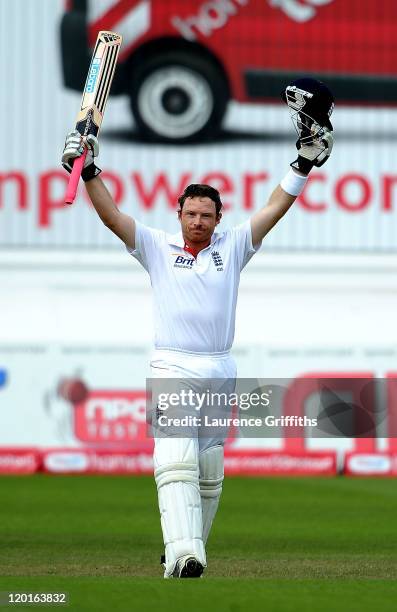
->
(65, 31), (122, 205)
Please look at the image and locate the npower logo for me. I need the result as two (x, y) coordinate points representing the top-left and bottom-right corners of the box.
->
(73, 391), (148, 444)
(172, 0), (334, 40)
(269, 0), (334, 23)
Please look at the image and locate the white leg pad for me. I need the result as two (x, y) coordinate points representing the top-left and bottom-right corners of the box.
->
(199, 445), (224, 545)
(154, 438), (206, 576)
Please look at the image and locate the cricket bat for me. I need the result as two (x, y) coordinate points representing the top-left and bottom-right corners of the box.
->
(65, 31), (122, 205)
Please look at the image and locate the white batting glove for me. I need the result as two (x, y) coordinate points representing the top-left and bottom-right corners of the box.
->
(62, 131), (101, 181)
(291, 128), (334, 175)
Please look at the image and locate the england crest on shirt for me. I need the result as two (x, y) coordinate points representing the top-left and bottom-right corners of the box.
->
(211, 250), (224, 271)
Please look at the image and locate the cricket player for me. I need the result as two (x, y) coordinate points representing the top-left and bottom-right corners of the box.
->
(62, 78), (334, 578)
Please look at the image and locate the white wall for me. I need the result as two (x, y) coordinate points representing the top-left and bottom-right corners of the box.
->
(2, 248), (396, 360)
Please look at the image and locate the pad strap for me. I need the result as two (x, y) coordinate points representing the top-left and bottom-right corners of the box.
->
(199, 445), (224, 544)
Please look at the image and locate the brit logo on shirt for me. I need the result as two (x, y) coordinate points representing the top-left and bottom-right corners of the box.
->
(211, 250), (224, 271)
(173, 254), (194, 269)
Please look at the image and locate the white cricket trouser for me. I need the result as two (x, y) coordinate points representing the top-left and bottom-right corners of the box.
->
(150, 348), (236, 577)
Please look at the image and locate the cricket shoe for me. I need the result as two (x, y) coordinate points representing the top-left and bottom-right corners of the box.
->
(172, 555), (204, 578)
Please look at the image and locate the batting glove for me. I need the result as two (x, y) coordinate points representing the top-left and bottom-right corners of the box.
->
(291, 128), (334, 175)
(62, 130), (102, 182)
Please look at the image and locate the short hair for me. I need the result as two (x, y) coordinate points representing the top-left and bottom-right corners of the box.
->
(178, 184), (223, 217)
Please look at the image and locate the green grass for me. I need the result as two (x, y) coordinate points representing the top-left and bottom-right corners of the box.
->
(0, 475), (396, 611)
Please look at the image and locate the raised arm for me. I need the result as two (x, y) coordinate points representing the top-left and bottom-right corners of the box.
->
(251, 77), (334, 246)
(250, 130), (333, 245)
(250, 178), (301, 246)
(62, 131), (135, 249)
(84, 176), (135, 249)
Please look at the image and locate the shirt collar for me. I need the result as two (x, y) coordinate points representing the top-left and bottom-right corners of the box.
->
(166, 230), (222, 248)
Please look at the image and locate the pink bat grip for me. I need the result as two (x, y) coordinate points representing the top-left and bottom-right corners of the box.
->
(65, 149), (88, 205)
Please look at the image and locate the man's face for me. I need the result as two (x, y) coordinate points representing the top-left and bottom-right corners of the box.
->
(178, 197), (221, 245)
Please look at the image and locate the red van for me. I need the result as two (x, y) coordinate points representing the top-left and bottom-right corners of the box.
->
(61, 0), (397, 142)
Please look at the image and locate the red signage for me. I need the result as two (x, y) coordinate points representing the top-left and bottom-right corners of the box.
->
(224, 449), (337, 476)
(0, 449), (41, 474)
(73, 390), (148, 446)
(41, 449), (153, 474)
(40, 448), (337, 476)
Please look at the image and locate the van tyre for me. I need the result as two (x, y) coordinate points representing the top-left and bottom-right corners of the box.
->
(129, 51), (229, 143)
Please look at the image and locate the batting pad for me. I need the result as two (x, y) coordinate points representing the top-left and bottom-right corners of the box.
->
(154, 438), (206, 576)
(199, 444), (224, 544)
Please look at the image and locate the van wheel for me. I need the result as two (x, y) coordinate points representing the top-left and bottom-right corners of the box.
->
(129, 51), (229, 143)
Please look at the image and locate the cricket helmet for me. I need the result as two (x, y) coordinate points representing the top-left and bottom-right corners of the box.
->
(282, 77), (334, 144)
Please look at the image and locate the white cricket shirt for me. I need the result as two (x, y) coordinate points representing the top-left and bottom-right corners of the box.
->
(127, 220), (261, 354)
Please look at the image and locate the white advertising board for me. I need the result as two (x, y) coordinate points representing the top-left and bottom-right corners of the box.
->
(0, 343), (396, 455)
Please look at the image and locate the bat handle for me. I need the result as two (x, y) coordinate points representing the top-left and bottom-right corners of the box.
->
(65, 149), (88, 205)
